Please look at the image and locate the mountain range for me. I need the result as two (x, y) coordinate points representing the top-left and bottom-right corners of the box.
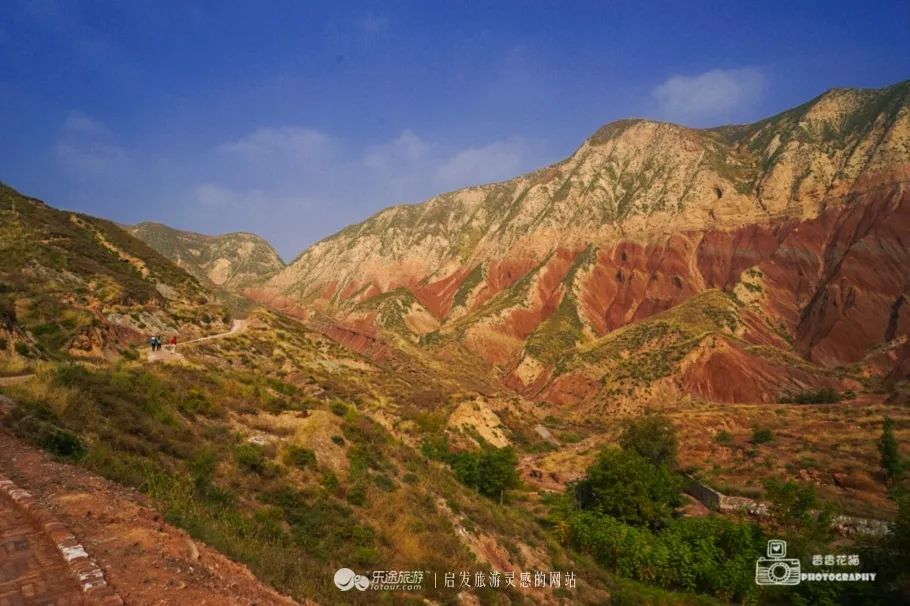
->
(2, 79), (909, 606)
(247, 80), (910, 408)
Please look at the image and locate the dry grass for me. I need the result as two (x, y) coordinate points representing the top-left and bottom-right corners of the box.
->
(3, 363), (77, 415)
(0, 353), (32, 377)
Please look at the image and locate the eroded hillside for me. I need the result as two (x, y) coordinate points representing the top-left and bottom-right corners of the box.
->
(257, 81), (910, 407)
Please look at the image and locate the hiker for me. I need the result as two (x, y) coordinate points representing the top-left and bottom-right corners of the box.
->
(170, 336), (177, 351)
(155, 335), (162, 351)
(149, 335), (157, 352)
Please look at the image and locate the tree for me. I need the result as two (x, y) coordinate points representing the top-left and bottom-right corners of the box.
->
(575, 447), (682, 528)
(878, 416), (904, 484)
(763, 478), (817, 529)
(448, 447), (519, 502)
(619, 414), (679, 468)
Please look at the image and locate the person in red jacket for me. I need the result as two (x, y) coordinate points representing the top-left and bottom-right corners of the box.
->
(170, 336), (177, 351)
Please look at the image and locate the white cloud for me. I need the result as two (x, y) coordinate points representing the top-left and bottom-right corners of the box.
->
(54, 111), (126, 175)
(651, 68), (766, 125)
(192, 182), (242, 208)
(363, 129), (430, 172)
(436, 138), (531, 189)
(190, 125), (548, 256)
(218, 126), (337, 161)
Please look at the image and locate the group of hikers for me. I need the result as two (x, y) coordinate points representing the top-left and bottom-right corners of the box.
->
(149, 335), (178, 352)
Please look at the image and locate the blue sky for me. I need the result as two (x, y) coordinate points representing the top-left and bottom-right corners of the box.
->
(1, 1), (908, 260)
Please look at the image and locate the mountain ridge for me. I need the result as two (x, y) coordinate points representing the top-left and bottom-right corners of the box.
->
(126, 221), (286, 295)
(255, 79), (910, 408)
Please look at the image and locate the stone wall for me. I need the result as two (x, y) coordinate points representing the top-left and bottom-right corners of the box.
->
(682, 475), (889, 537)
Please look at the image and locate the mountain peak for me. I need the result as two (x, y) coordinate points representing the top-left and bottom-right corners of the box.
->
(126, 222), (285, 293)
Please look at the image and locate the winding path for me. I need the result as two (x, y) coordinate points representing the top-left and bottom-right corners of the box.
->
(147, 319), (247, 362)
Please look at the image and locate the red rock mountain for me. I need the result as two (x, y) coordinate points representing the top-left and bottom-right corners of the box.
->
(258, 81), (910, 407)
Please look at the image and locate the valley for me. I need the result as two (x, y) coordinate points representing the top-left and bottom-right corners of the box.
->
(1, 80), (909, 605)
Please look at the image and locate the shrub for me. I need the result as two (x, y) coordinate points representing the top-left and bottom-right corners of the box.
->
(321, 470), (340, 492)
(764, 478), (817, 529)
(43, 426), (84, 458)
(179, 388), (221, 418)
(373, 473), (397, 492)
(565, 510), (763, 601)
(575, 448), (682, 529)
(330, 435), (345, 446)
(6, 402), (84, 459)
(14, 342), (29, 356)
(283, 445), (316, 469)
(715, 430), (732, 445)
(878, 416), (904, 484)
(53, 363), (91, 387)
(751, 428), (774, 444)
(446, 447), (520, 501)
(236, 443), (270, 475)
(346, 481), (368, 506)
(619, 414), (679, 468)
(420, 435), (450, 460)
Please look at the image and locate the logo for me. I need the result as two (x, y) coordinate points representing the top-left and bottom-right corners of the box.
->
(756, 539), (801, 586)
(334, 568), (370, 591)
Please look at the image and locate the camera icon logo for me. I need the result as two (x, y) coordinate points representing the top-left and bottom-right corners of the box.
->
(755, 539), (801, 586)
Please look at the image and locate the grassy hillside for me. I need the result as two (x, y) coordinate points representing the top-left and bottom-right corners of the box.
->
(0, 183), (226, 362)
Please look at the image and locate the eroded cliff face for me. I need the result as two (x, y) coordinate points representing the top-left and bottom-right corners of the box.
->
(261, 81), (910, 405)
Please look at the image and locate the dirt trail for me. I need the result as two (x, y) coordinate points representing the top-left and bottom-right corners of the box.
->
(0, 428), (303, 606)
(147, 319), (248, 363)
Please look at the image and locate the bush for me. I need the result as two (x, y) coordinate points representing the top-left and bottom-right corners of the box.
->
(7, 402), (84, 459)
(751, 428), (774, 444)
(346, 481), (368, 506)
(764, 478), (817, 529)
(43, 427), (84, 458)
(54, 363), (91, 387)
(373, 473), (397, 492)
(878, 416), (904, 484)
(14, 342), (29, 356)
(179, 388), (221, 418)
(283, 445), (316, 469)
(420, 435), (450, 460)
(566, 510), (763, 601)
(715, 430), (732, 445)
(446, 446), (520, 501)
(619, 414), (679, 468)
(236, 443), (270, 475)
(575, 448), (682, 529)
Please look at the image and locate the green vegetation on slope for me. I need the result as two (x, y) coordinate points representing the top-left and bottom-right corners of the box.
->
(0, 183), (222, 358)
